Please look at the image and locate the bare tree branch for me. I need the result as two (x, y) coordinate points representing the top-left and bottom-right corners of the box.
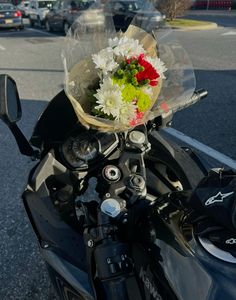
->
(157, 0), (192, 21)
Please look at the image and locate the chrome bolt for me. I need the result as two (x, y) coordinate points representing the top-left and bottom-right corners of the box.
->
(87, 240), (94, 248)
(107, 258), (111, 264)
(41, 242), (49, 249)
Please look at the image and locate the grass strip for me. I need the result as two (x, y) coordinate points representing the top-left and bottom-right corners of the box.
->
(167, 18), (214, 27)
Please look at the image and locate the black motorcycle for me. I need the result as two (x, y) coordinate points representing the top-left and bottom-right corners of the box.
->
(1, 2), (236, 299)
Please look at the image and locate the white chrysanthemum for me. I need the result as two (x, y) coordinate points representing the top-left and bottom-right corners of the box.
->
(94, 78), (123, 117)
(109, 36), (145, 58)
(92, 47), (118, 75)
(146, 56), (167, 79)
(116, 102), (136, 124)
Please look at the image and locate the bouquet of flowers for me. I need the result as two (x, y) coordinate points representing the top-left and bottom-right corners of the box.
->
(63, 25), (167, 132)
(91, 34), (167, 126)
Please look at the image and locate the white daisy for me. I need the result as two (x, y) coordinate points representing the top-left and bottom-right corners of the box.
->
(145, 56), (167, 79)
(116, 102), (136, 124)
(109, 37), (145, 58)
(108, 37), (119, 48)
(92, 47), (118, 76)
(94, 78), (123, 117)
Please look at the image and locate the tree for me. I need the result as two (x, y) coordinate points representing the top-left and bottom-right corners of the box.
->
(157, 0), (192, 21)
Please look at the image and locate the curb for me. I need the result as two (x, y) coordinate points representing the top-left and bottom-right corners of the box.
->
(171, 22), (218, 31)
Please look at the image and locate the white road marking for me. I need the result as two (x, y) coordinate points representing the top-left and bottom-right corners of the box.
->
(221, 31), (236, 36)
(0, 45), (6, 50)
(164, 127), (236, 170)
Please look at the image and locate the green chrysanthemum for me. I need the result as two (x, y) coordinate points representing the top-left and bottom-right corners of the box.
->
(122, 84), (138, 102)
(137, 92), (152, 112)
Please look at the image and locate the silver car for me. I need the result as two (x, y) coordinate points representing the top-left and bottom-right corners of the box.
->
(0, 2), (24, 29)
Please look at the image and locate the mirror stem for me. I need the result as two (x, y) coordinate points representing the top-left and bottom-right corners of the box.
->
(9, 123), (40, 159)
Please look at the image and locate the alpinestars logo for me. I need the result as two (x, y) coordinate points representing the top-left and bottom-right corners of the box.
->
(226, 238), (236, 245)
(205, 191), (234, 206)
(139, 267), (162, 300)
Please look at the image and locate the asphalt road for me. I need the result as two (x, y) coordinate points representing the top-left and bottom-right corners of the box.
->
(0, 27), (64, 300)
(187, 9), (236, 27)
(0, 12), (236, 299)
(172, 13), (236, 160)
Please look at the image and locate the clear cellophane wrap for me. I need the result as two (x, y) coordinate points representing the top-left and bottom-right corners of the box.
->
(64, 25), (162, 132)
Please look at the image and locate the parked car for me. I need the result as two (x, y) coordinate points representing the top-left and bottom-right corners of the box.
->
(28, 0), (56, 27)
(17, 1), (29, 17)
(0, 2), (24, 29)
(45, 0), (103, 34)
(104, 0), (165, 31)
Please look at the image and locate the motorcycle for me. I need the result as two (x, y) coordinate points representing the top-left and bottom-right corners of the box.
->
(1, 2), (236, 299)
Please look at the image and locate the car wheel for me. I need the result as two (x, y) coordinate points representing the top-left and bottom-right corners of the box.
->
(29, 17), (34, 27)
(40, 20), (45, 28)
(37, 16), (44, 28)
(45, 20), (53, 32)
(63, 22), (70, 35)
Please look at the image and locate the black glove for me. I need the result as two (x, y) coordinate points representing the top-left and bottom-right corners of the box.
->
(186, 168), (236, 232)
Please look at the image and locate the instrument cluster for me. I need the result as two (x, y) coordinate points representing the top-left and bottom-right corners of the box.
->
(60, 129), (119, 170)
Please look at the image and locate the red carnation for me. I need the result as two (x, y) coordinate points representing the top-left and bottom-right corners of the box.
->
(136, 54), (160, 86)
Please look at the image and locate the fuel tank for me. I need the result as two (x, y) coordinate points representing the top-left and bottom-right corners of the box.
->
(150, 209), (236, 300)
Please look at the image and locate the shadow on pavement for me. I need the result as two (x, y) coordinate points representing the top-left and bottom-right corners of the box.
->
(0, 25), (64, 38)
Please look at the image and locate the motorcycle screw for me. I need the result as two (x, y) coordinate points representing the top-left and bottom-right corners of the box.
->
(41, 241), (50, 249)
(87, 240), (94, 248)
(107, 258), (111, 264)
(105, 193), (110, 198)
(129, 174), (145, 192)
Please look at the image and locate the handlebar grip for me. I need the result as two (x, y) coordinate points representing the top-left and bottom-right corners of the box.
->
(191, 89), (208, 102)
(173, 89), (208, 114)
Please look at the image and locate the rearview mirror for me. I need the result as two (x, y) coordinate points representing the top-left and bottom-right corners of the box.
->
(0, 74), (22, 124)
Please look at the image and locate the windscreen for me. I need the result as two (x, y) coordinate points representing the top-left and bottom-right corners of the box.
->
(0, 4), (15, 10)
(62, 0), (196, 132)
(38, 1), (54, 8)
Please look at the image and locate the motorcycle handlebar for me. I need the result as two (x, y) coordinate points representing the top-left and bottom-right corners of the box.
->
(172, 88), (208, 114)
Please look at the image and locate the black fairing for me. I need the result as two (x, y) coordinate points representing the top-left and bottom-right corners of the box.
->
(25, 91), (236, 300)
(23, 148), (236, 300)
